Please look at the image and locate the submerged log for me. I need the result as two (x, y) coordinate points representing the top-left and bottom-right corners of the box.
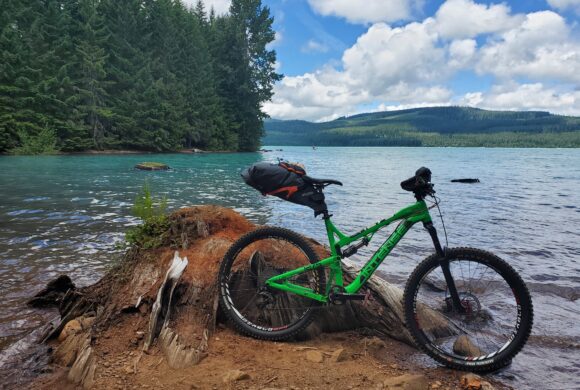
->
(29, 205), (455, 388)
(451, 178), (480, 183)
(134, 162), (170, 171)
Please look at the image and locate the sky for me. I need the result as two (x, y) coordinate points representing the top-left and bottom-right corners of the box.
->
(196, 0), (580, 122)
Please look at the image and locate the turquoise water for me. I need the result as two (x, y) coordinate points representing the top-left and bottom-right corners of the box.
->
(0, 147), (579, 388)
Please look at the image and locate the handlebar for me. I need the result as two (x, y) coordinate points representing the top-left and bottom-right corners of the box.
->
(401, 167), (435, 200)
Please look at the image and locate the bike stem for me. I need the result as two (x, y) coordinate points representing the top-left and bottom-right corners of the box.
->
(423, 221), (463, 312)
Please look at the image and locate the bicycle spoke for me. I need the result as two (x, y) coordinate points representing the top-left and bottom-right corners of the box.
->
(221, 232), (323, 334)
(414, 258), (520, 360)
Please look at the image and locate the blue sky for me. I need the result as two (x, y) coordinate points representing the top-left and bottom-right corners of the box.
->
(201, 0), (580, 121)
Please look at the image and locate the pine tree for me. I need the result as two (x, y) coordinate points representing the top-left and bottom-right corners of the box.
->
(100, 0), (148, 149)
(0, 0), (23, 151)
(0, 0), (281, 153)
(67, 0), (111, 150)
(213, 0), (281, 151)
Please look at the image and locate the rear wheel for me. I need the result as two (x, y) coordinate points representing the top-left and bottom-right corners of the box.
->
(218, 227), (325, 340)
(403, 247), (533, 371)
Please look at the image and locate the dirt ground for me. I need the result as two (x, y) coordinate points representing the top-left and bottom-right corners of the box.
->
(31, 325), (505, 390)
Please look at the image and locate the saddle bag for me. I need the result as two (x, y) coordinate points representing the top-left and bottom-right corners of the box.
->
(241, 161), (327, 214)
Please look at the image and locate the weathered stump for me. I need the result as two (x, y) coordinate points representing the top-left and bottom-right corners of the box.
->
(29, 205), (454, 388)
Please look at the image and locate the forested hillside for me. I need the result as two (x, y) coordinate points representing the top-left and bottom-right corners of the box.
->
(0, 0), (280, 153)
(264, 107), (580, 147)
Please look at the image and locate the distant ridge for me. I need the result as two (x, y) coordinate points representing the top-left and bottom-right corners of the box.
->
(264, 106), (580, 147)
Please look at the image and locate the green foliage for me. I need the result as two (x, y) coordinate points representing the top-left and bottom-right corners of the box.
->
(11, 126), (59, 155)
(126, 182), (169, 249)
(264, 107), (580, 148)
(0, 0), (279, 154)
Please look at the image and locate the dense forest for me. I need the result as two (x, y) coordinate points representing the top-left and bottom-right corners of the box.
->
(264, 107), (580, 148)
(0, 0), (280, 154)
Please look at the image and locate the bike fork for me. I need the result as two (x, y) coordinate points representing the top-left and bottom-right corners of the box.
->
(423, 222), (463, 312)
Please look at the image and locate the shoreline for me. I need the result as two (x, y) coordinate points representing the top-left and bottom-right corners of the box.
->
(1, 145), (578, 157)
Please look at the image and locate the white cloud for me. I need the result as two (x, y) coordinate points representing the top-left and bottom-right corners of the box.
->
(342, 21), (448, 94)
(265, 1), (580, 121)
(307, 0), (420, 24)
(301, 40), (329, 53)
(182, 0), (230, 15)
(265, 20), (453, 121)
(448, 39), (477, 68)
(477, 11), (580, 83)
(433, 0), (523, 39)
(547, 0), (580, 13)
(461, 83), (580, 115)
(375, 101), (453, 112)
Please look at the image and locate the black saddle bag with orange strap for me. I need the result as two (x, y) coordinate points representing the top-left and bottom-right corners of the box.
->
(241, 161), (327, 214)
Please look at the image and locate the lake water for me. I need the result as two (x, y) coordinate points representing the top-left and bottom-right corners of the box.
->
(0, 147), (579, 389)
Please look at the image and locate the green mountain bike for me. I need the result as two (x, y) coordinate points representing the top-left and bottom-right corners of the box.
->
(218, 166), (533, 371)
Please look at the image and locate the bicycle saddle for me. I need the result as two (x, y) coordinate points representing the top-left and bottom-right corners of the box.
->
(401, 167), (434, 195)
(303, 175), (343, 187)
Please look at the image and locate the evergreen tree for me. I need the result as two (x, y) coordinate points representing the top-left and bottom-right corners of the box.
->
(67, 0), (111, 150)
(213, 0), (281, 151)
(0, 0), (281, 153)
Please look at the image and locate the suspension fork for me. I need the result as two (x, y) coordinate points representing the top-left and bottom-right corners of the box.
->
(423, 222), (463, 312)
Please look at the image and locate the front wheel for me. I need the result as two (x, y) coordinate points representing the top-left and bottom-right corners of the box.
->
(403, 247), (533, 371)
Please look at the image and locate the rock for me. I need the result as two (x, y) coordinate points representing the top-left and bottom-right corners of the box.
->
(366, 337), (387, 352)
(329, 348), (348, 363)
(28, 275), (75, 308)
(58, 319), (82, 342)
(52, 332), (87, 366)
(136, 331), (145, 340)
(134, 162), (170, 171)
(305, 350), (324, 363)
(79, 316), (95, 330)
(293, 346), (317, 351)
(461, 374), (482, 390)
(383, 374), (429, 389)
(431, 381), (442, 389)
(481, 381), (495, 390)
(222, 369), (250, 382)
(453, 335), (483, 357)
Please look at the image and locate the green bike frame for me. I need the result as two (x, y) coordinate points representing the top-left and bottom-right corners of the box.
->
(265, 200), (434, 303)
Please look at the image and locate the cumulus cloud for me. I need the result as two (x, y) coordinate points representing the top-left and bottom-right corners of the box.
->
(342, 21), (448, 93)
(448, 39), (477, 68)
(433, 0), (523, 39)
(265, 21), (453, 121)
(307, 0), (421, 24)
(461, 83), (580, 115)
(265, 1), (580, 121)
(477, 11), (580, 83)
(547, 0), (580, 13)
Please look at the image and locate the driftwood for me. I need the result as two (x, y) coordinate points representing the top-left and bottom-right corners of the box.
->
(28, 205), (456, 388)
(451, 178), (480, 183)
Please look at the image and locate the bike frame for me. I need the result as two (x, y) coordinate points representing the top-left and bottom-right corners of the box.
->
(265, 199), (450, 304)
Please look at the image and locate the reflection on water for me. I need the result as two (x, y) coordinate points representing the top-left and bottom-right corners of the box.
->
(0, 147), (579, 389)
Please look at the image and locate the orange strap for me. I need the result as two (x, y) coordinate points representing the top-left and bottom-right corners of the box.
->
(266, 185), (299, 199)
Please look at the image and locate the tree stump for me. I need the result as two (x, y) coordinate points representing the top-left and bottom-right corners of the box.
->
(29, 205), (454, 388)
